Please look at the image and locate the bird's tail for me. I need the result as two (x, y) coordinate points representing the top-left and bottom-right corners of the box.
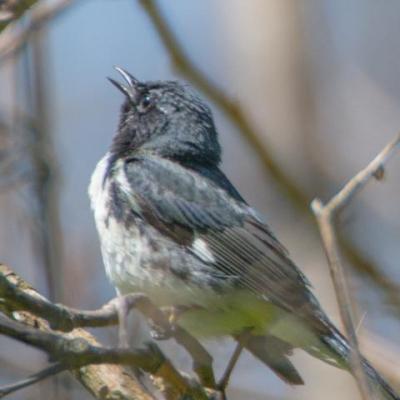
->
(309, 324), (399, 400)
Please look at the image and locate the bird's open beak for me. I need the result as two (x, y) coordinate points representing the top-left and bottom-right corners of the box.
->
(107, 66), (139, 103)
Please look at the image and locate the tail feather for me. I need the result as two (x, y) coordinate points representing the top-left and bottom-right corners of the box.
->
(244, 334), (304, 385)
(319, 327), (399, 400)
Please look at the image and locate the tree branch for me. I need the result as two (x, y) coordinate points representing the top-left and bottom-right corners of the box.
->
(0, 265), (216, 399)
(0, 314), (210, 399)
(0, 265), (155, 400)
(311, 133), (400, 400)
(0, 264), (216, 388)
(314, 134), (400, 215)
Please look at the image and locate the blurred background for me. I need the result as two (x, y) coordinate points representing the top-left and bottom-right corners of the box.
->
(0, 0), (400, 399)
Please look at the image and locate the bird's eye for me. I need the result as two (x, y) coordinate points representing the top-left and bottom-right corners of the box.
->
(138, 94), (154, 113)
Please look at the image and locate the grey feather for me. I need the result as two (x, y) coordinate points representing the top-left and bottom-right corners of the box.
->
(123, 154), (321, 321)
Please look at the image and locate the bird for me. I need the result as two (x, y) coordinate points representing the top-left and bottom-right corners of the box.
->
(89, 66), (398, 399)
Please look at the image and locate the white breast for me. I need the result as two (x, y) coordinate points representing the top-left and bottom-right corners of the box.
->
(89, 154), (144, 291)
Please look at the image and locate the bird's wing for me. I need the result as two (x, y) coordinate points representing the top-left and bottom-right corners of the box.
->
(122, 154), (319, 317)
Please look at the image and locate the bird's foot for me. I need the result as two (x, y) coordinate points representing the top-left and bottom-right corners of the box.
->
(149, 305), (192, 340)
(149, 325), (172, 340)
(110, 296), (130, 348)
(148, 306), (176, 340)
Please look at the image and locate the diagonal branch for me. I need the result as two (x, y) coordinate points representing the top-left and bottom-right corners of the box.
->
(317, 133), (400, 215)
(311, 133), (400, 400)
(138, 0), (400, 313)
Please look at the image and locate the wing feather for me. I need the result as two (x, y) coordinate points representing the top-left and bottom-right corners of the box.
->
(123, 155), (316, 315)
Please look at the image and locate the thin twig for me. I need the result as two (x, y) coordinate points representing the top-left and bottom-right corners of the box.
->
(0, 363), (66, 398)
(0, 0), (75, 61)
(311, 133), (400, 400)
(218, 343), (243, 394)
(217, 330), (251, 395)
(138, 0), (400, 312)
(313, 201), (373, 400)
(322, 133), (400, 215)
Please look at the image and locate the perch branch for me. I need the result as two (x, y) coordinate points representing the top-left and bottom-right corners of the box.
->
(0, 315), (209, 400)
(0, 264), (216, 398)
(0, 265), (155, 400)
(0, 264), (215, 388)
(0, 265), (216, 400)
(311, 133), (400, 400)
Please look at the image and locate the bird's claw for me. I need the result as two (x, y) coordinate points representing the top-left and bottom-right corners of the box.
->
(110, 296), (130, 348)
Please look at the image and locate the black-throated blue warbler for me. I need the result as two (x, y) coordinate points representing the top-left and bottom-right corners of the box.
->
(89, 67), (398, 399)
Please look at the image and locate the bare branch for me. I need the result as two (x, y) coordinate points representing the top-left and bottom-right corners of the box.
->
(320, 133), (400, 215)
(311, 133), (400, 400)
(138, 0), (400, 313)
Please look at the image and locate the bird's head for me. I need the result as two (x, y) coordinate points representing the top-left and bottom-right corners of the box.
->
(108, 67), (221, 166)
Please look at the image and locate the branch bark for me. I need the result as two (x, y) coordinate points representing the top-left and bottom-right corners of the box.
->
(0, 264), (215, 388)
(0, 265), (154, 400)
(0, 315), (209, 398)
(311, 133), (400, 400)
(0, 264), (214, 400)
